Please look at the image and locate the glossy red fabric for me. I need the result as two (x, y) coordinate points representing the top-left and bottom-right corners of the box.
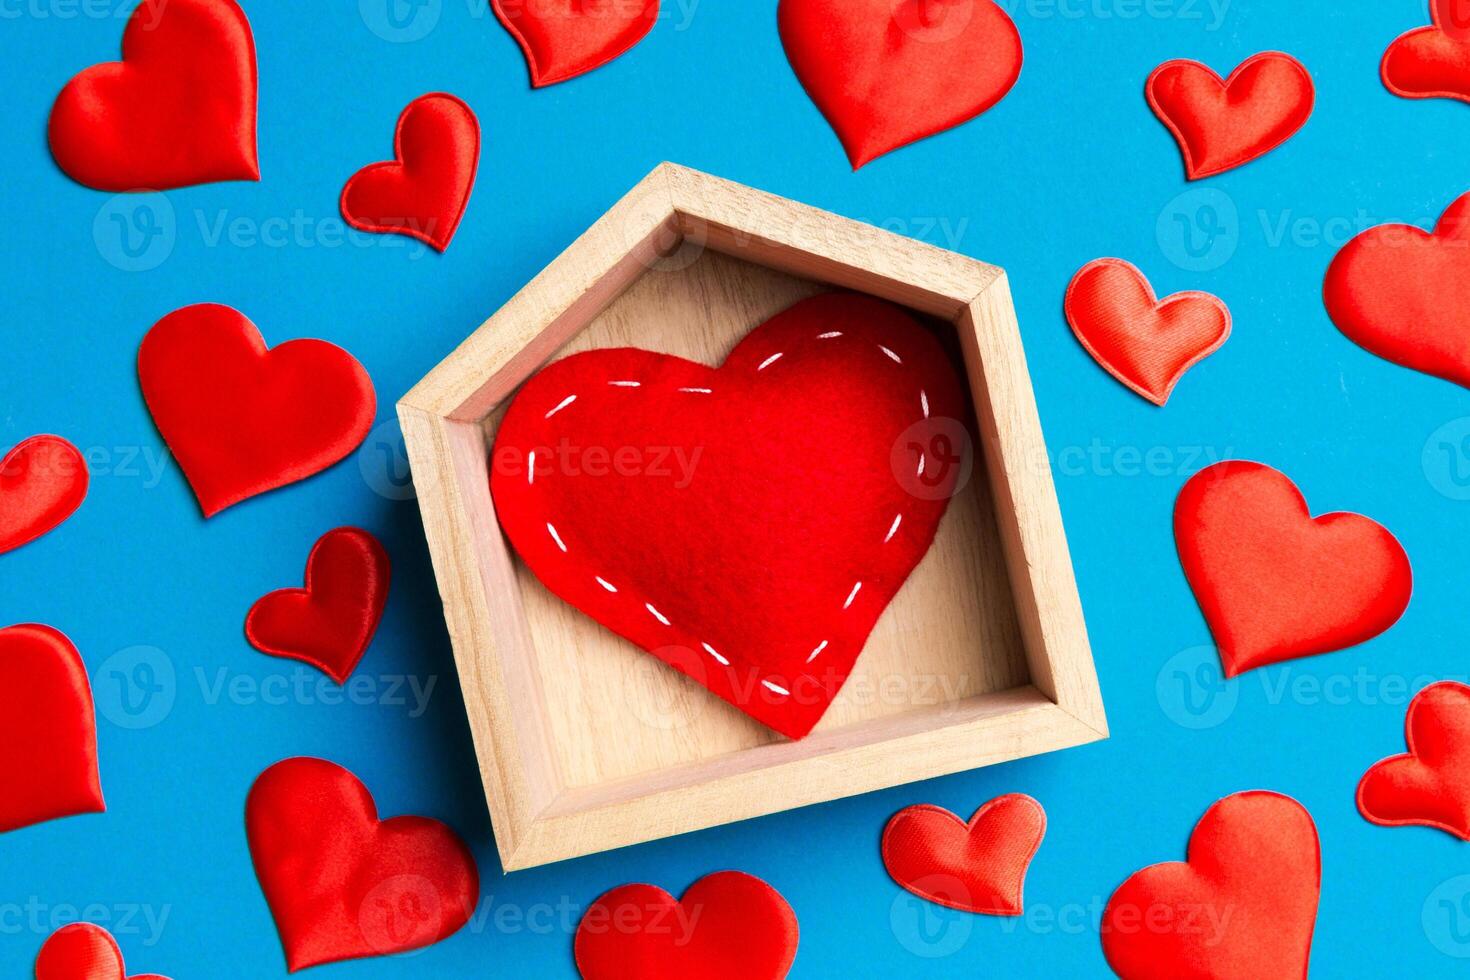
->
(778, 0), (1022, 168)
(1064, 258), (1230, 406)
(1175, 461), (1412, 678)
(137, 304), (376, 517)
(35, 923), (169, 980)
(0, 435), (88, 555)
(245, 757), (479, 972)
(0, 624), (104, 834)
(1146, 52), (1314, 179)
(881, 794), (1045, 915)
(574, 871), (798, 980)
(246, 528), (391, 684)
(1383, 0), (1470, 103)
(340, 93), (480, 253)
(492, 0), (658, 87)
(1358, 680), (1470, 839)
(1102, 791), (1320, 980)
(48, 0), (258, 191)
(489, 293), (966, 739)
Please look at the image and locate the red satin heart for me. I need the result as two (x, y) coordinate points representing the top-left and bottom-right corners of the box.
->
(489, 292), (966, 739)
(1102, 791), (1320, 980)
(574, 871), (798, 980)
(340, 93), (480, 253)
(246, 757), (479, 972)
(881, 793), (1045, 915)
(0, 435), (88, 555)
(492, 0), (658, 87)
(1358, 680), (1470, 839)
(1146, 52), (1314, 179)
(35, 923), (169, 980)
(1324, 189), (1470, 390)
(246, 528), (391, 683)
(1175, 461), (1412, 678)
(0, 624), (105, 834)
(137, 303), (376, 517)
(48, 0), (259, 191)
(1065, 258), (1230, 406)
(1383, 0), (1470, 102)
(779, 0), (1023, 168)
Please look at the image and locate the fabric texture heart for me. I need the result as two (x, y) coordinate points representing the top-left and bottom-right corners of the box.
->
(138, 303), (376, 517)
(0, 624), (104, 834)
(1175, 461), (1412, 678)
(48, 0), (258, 191)
(1064, 258), (1230, 406)
(246, 528), (391, 684)
(1146, 52), (1314, 179)
(492, 0), (658, 87)
(0, 435), (88, 555)
(1382, 0), (1470, 103)
(35, 923), (169, 980)
(1358, 680), (1470, 839)
(881, 793), (1046, 915)
(574, 871), (798, 980)
(246, 757), (478, 972)
(779, 0), (1023, 168)
(1102, 791), (1320, 980)
(489, 292), (967, 739)
(340, 93), (480, 253)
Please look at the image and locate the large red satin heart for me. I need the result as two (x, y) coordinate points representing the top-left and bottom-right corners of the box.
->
(779, 0), (1023, 168)
(492, 0), (658, 87)
(35, 923), (169, 980)
(1383, 0), (1470, 103)
(1064, 258), (1230, 406)
(246, 757), (479, 972)
(1358, 680), (1470, 839)
(489, 292), (966, 739)
(1102, 791), (1320, 980)
(1175, 461), (1412, 678)
(340, 93), (480, 253)
(137, 304), (376, 517)
(1146, 52), (1314, 179)
(48, 0), (259, 191)
(0, 435), (88, 555)
(574, 871), (798, 980)
(881, 793), (1045, 915)
(0, 624), (105, 834)
(1324, 190), (1470, 390)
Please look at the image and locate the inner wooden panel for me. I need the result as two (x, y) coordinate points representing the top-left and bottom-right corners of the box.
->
(480, 244), (1028, 790)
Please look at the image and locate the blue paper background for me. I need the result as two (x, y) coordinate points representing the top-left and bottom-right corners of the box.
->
(2, 0), (1469, 975)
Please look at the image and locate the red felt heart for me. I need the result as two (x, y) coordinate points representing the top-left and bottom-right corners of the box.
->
(779, 0), (1023, 168)
(246, 757), (478, 972)
(0, 435), (88, 555)
(574, 871), (798, 980)
(881, 793), (1045, 915)
(1383, 0), (1470, 103)
(0, 624), (104, 834)
(1102, 791), (1320, 980)
(246, 528), (391, 684)
(1358, 680), (1470, 839)
(35, 923), (169, 980)
(137, 303), (376, 517)
(1324, 189), (1470, 390)
(1175, 461), (1412, 678)
(1064, 258), (1230, 406)
(48, 0), (258, 191)
(489, 292), (967, 739)
(492, 0), (659, 87)
(1146, 52), (1314, 179)
(340, 93), (480, 253)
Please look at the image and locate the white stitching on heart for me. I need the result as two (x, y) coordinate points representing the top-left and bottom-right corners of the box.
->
(702, 642), (730, 666)
(547, 522), (567, 553)
(608, 380), (641, 387)
(843, 582), (863, 609)
(645, 602), (671, 626)
(884, 514), (903, 543)
(806, 640), (829, 663)
(679, 387), (713, 394)
(595, 576), (619, 593)
(545, 395), (577, 419)
(878, 344), (903, 364)
(757, 352), (784, 371)
(762, 680), (791, 696)
(921, 390), (930, 419)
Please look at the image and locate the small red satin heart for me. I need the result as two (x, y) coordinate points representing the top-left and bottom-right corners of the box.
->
(881, 793), (1045, 915)
(574, 871), (798, 980)
(1383, 0), (1470, 102)
(246, 528), (391, 684)
(492, 0), (658, 87)
(35, 923), (169, 980)
(246, 757), (478, 972)
(779, 0), (1023, 168)
(1146, 51), (1314, 179)
(138, 303), (376, 517)
(1358, 680), (1470, 839)
(1102, 791), (1320, 980)
(0, 435), (88, 555)
(340, 93), (480, 253)
(1065, 258), (1230, 406)
(1175, 461), (1412, 678)
(48, 0), (259, 191)
(0, 624), (105, 834)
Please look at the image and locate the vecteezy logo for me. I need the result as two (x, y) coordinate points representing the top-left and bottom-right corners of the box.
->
(889, 888), (972, 958)
(1424, 875), (1470, 958)
(95, 645), (177, 730)
(359, 0), (441, 42)
(359, 874), (441, 957)
(1156, 645), (1237, 729)
(1156, 187), (1238, 273)
(891, 416), (975, 501)
(1424, 418), (1470, 502)
(93, 192), (176, 272)
(359, 418), (416, 501)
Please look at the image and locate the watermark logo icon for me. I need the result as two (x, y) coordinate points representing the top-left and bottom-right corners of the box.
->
(359, 418), (416, 501)
(95, 646), (176, 730)
(1425, 875), (1470, 957)
(1156, 645), (1237, 729)
(889, 886), (972, 957)
(359, 0), (440, 42)
(1424, 417), (1470, 501)
(1157, 187), (1238, 273)
(94, 192), (175, 272)
(891, 416), (974, 501)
